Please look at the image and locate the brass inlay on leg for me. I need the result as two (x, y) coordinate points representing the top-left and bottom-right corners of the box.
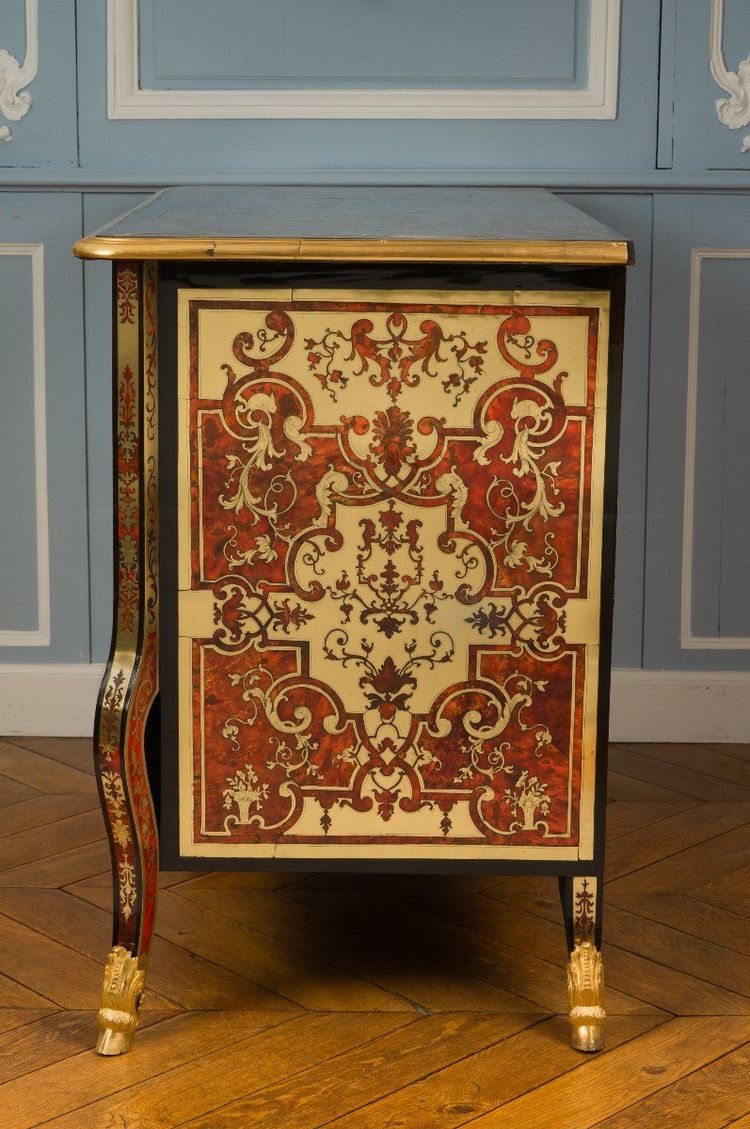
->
(567, 940), (605, 1053)
(96, 946), (147, 1056)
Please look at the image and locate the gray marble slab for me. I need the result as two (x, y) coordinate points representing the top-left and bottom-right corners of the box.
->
(89, 186), (627, 245)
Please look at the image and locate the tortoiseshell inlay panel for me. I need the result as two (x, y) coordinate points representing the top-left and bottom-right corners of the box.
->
(177, 289), (610, 859)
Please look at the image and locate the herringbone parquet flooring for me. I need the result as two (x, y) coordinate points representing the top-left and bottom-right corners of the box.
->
(0, 737), (749, 1128)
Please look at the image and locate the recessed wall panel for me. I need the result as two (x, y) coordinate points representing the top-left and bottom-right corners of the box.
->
(0, 254), (39, 632)
(141, 0), (583, 88)
(693, 257), (750, 639)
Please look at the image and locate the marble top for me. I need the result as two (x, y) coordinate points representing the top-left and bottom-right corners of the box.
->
(75, 186), (631, 263)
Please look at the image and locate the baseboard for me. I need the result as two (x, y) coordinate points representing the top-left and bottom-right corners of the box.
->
(1, 664), (748, 742)
(608, 669), (750, 743)
(0, 663), (106, 738)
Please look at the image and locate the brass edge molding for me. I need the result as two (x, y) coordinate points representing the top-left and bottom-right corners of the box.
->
(73, 236), (632, 265)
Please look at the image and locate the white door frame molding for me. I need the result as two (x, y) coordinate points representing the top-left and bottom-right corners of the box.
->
(0, 243), (50, 649)
(681, 247), (750, 651)
(107, 0), (620, 121)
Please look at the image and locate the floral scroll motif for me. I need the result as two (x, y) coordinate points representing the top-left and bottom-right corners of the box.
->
(223, 764), (270, 825)
(504, 771), (551, 833)
(475, 376), (568, 580)
(219, 385), (309, 568)
(329, 498), (449, 639)
(574, 877), (596, 944)
(117, 268), (139, 325)
(305, 312), (487, 404)
(465, 589), (566, 653)
(100, 771), (136, 920)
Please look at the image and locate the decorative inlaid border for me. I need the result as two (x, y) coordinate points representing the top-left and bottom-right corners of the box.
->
(0, 242), (50, 648)
(107, 0), (620, 121)
(681, 248), (750, 651)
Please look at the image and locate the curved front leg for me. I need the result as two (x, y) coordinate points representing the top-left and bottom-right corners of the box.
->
(94, 261), (160, 1055)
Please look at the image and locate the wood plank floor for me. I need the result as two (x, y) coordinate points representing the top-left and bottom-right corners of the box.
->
(0, 737), (748, 1128)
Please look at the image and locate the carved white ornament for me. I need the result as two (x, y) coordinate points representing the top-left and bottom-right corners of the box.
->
(710, 0), (750, 152)
(0, 0), (38, 141)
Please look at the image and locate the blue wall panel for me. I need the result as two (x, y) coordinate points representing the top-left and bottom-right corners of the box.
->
(0, 0), (78, 167)
(693, 257), (750, 640)
(645, 194), (750, 669)
(77, 0), (660, 174)
(0, 254), (39, 631)
(0, 193), (88, 662)
(664, 0), (750, 170)
(140, 0), (584, 88)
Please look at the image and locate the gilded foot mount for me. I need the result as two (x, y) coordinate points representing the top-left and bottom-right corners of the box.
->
(567, 940), (605, 1052)
(96, 946), (147, 1055)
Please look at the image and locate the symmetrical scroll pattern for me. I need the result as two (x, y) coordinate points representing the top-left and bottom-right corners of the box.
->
(183, 297), (602, 851)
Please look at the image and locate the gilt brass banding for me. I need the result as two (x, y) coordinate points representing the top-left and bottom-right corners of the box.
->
(73, 235), (631, 265)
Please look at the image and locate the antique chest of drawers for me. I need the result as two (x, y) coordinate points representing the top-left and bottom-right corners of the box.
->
(74, 186), (631, 1056)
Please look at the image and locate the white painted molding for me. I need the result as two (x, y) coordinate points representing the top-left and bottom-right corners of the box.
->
(108, 0), (620, 121)
(0, 664), (105, 737)
(709, 0), (750, 152)
(681, 248), (750, 651)
(0, 244), (50, 649)
(0, 664), (746, 742)
(0, 0), (38, 141)
(609, 669), (750, 743)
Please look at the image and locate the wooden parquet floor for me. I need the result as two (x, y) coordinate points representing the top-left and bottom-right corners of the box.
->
(0, 738), (749, 1128)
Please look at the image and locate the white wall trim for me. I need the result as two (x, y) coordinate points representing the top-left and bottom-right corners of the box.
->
(0, 243), (50, 649)
(0, 663), (105, 737)
(609, 669), (750, 743)
(681, 248), (750, 652)
(709, 0), (750, 152)
(107, 0), (620, 121)
(1, 665), (747, 741)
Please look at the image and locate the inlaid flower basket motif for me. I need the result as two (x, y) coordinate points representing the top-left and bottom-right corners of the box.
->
(176, 289), (609, 860)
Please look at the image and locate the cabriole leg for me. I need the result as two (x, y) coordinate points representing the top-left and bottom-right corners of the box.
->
(94, 261), (160, 1055)
(559, 875), (605, 1052)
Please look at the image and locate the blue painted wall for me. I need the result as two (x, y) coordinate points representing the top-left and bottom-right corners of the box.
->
(1, 0), (749, 680)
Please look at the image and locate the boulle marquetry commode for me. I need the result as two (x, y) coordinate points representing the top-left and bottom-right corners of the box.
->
(74, 186), (631, 1057)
